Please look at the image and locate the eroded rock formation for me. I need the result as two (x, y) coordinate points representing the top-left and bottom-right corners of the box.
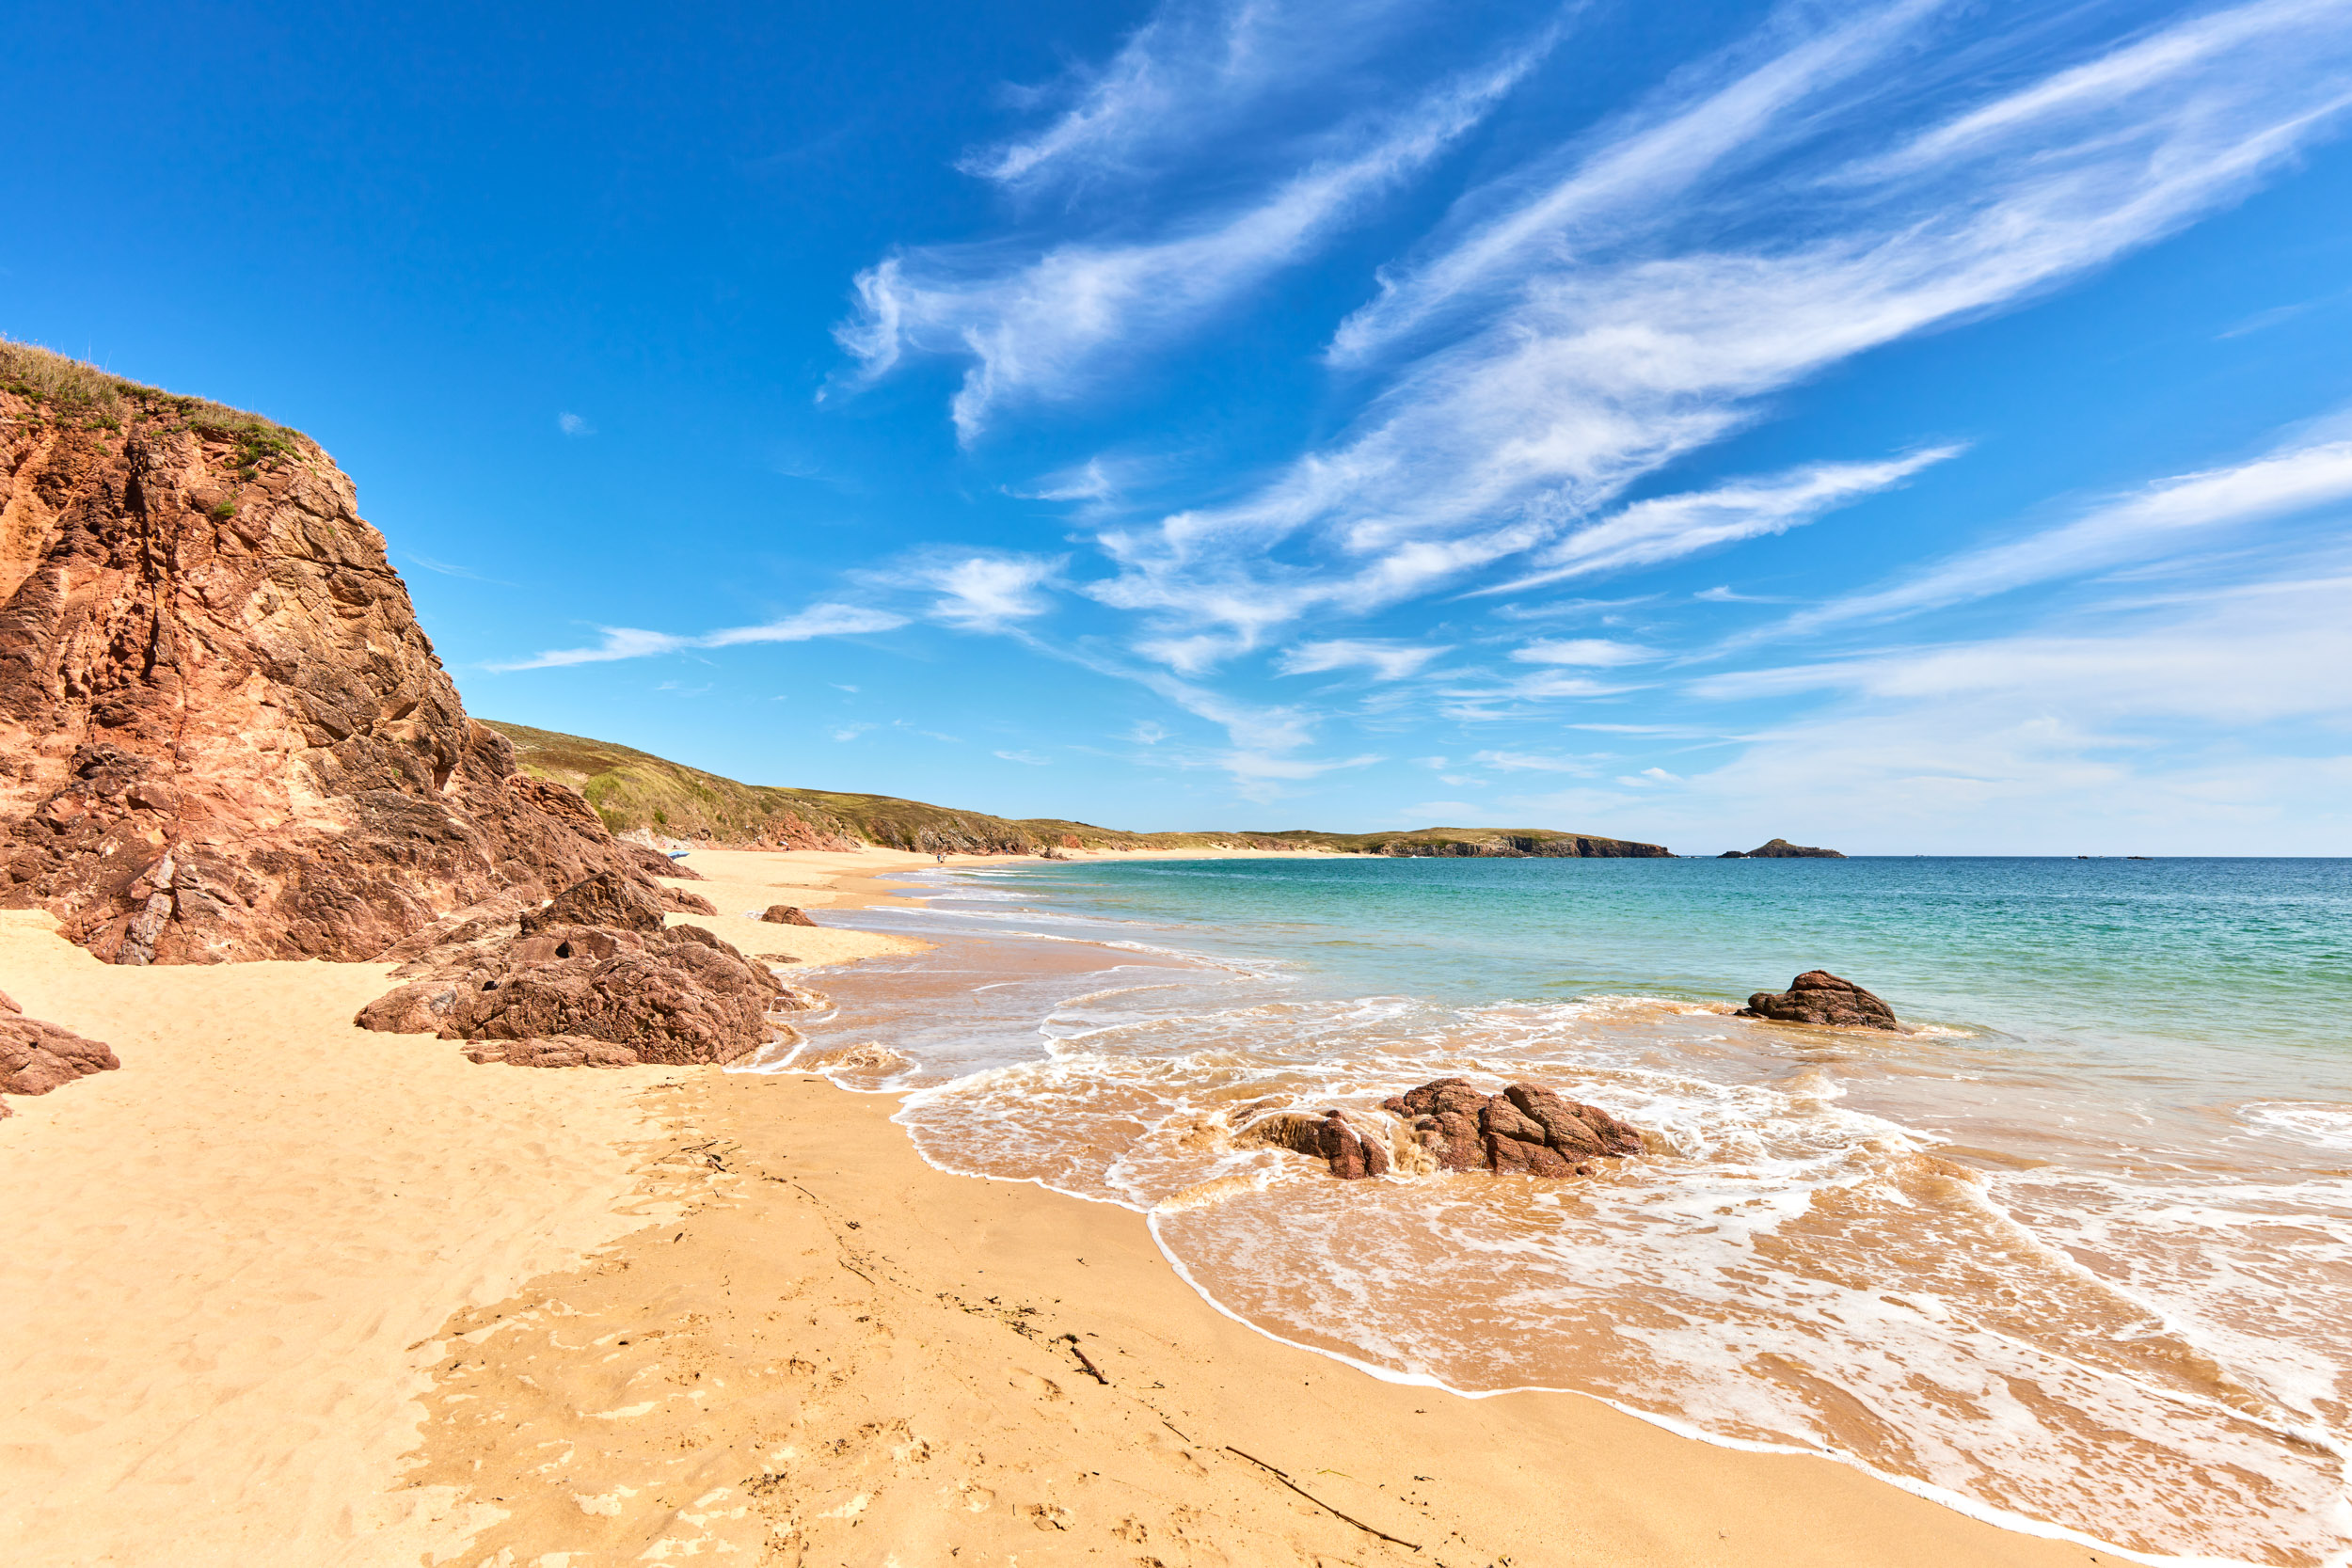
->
(1383, 1078), (1644, 1177)
(357, 873), (819, 1067)
(761, 905), (818, 927)
(0, 378), (675, 962)
(0, 990), (119, 1113)
(1739, 970), (1899, 1030)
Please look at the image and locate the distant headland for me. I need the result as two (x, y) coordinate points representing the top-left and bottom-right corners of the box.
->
(489, 721), (1674, 860)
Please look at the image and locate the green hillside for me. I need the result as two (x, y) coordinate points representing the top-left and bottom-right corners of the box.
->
(485, 721), (1672, 857)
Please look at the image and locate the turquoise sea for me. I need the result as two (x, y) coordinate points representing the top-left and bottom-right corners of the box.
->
(770, 855), (2352, 1566)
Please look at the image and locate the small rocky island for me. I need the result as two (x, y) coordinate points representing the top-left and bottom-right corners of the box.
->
(1720, 838), (1845, 858)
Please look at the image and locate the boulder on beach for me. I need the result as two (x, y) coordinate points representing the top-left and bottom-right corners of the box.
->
(0, 990), (120, 1112)
(357, 874), (822, 1068)
(1738, 970), (1899, 1030)
(761, 905), (818, 927)
(1380, 1078), (1644, 1177)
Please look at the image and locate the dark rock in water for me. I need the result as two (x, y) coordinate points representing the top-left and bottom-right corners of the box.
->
(1381, 1078), (1642, 1176)
(761, 905), (818, 927)
(1236, 1108), (1391, 1180)
(356, 875), (821, 1068)
(0, 990), (119, 1112)
(1721, 838), (1844, 858)
(1738, 970), (1899, 1030)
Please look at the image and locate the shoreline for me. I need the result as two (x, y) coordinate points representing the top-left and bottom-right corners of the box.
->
(404, 1068), (2104, 1567)
(1, 847), (2108, 1565)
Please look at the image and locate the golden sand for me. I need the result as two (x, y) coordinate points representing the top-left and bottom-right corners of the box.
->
(0, 849), (2103, 1566)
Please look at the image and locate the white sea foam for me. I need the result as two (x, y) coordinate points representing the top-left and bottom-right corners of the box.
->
(2245, 1101), (2352, 1151)
(766, 881), (2352, 1564)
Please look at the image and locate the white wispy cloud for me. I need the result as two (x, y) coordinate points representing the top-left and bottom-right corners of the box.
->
(994, 749), (1051, 765)
(1508, 638), (1656, 666)
(1645, 567), (2352, 852)
(877, 551), (1065, 631)
(1758, 432), (2352, 639)
(405, 552), (516, 587)
(1276, 639), (1450, 680)
(836, 40), (1549, 440)
(1692, 572), (2352, 718)
(1330, 0), (1949, 361)
(1484, 448), (1963, 594)
(1471, 749), (1601, 773)
(962, 0), (1422, 190)
(701, 604), (915, 647)
(557, 411), (594, 437)
(1091, 0), (2352, 662)
(492, 604), (907, 671)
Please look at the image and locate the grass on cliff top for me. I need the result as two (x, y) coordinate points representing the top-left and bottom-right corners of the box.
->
(0, 337), (299, 468)
(486, 721), (1202, 854)
(485, 721), (1669, 857)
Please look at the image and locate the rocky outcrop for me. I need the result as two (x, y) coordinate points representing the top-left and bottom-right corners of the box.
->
(1739, 971), (1899, 1030)
(1720, 838), (1844, 858)
(761, 905), (818, 927)
(0, 371), (678, 963)
(0, 990), (119, 1112)
(1382, 1079), (1644, 1177)
(1236, 1109), (1392, 1180)
(356, 875), (820, 1067)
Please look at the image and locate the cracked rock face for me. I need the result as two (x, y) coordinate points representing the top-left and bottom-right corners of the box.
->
(0, 989), (119, 1112)
(1738, 970), (1900, 1031)
(0, 392), (670, 962)
(357, 877), (822, 1068)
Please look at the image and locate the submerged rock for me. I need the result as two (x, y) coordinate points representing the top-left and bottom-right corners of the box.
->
(1381, 1078), (1644, 1177)
(0, 990), (119, 1111)
(1235, 1108), (1393, 1180)
(1738, 970), (1899, 1030)
(356, 875), (820, 1068)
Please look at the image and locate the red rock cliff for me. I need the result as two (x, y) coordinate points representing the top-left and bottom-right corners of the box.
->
(0, 366), (666, 962)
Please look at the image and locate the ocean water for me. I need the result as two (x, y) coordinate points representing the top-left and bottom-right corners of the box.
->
(754, 855), (2352, 1566)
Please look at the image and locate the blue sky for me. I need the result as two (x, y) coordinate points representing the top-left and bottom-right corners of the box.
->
(8, 0), (2352, 852)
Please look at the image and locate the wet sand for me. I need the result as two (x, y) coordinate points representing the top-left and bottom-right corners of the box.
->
(404, 1069), (2103, 1567)
(0, 847), (2106, 1566)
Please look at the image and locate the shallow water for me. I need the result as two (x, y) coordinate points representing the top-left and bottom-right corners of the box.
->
(754, 855), (2352, 1565)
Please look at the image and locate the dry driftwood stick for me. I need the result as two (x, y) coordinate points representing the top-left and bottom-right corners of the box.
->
(1057, 1332), (1111, 1384)
(1224, 1446), (1422, 1551)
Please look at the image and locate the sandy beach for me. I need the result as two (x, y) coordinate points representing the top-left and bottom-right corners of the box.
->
(1, 847), (2106, 1567)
